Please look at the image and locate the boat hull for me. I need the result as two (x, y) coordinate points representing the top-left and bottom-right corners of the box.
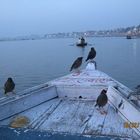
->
(126, 35), (132, 39)
(76, 43), (87, 47)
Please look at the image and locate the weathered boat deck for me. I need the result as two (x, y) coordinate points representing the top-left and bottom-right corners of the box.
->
(0, 98), (138, 139)
(0, 63), (139, 139)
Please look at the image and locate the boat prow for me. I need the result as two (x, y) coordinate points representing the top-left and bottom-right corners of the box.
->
(0, 62), (140, 139)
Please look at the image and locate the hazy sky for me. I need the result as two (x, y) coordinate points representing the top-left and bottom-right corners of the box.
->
(0, 0), (140, 37)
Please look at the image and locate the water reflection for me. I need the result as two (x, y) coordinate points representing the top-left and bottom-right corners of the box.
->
(132, 39), (137, 57)
(80, 47), (85, 57)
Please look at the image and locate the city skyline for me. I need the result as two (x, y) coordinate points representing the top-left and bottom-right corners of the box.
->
(0, 0), (140, 37)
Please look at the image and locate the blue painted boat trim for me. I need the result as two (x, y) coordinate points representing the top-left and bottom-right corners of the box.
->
(0, 126), (127, 140)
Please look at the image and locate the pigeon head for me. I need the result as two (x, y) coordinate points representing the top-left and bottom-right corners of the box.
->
(101, 89), (107, 94)
(78, 57), (83, 60)
(8, 77), (13, 82)
(91, 47), (95, 50)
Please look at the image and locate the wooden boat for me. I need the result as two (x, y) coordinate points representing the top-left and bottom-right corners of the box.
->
(76, 37), (87, 47)
(126, 35), (132, 39)
(0, 62), (140, 139)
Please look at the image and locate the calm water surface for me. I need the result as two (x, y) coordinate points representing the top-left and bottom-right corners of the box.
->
(0, 37), (140, 96)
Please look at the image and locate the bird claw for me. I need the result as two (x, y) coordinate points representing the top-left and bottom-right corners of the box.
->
(103, 111), (107, 114)
(72, 72), (80, 76)
(99, 110), (107, 115)
(100, 111), (104, 115)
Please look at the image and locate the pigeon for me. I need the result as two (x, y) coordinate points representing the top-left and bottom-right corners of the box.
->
(95, 89), (108, 114)
(70, 57), (83, 72)
(4, 77), (15, 94)
(85, 47), (96, 62)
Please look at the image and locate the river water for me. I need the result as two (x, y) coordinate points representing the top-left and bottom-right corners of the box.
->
(0, 37), (140, 95)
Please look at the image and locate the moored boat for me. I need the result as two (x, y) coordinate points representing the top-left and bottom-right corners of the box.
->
(0, 62), (140, 139)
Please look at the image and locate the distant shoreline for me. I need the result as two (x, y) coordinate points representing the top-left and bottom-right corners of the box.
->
(0, 35), (140, 42)
(1, 24), (140, 42)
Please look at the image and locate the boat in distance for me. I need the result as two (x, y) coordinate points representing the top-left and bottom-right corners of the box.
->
(0, 62), (140, 140)
(126, 35), (132, 39)
(76, 37), (87, 47)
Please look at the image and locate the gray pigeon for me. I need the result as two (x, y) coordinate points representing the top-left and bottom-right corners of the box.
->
(86, 47), (96, 61)
(4, 77), (15, 94)
(70, 57), (83, 71)
(95, 89), (108, 114)
(95, 89), (108, 107)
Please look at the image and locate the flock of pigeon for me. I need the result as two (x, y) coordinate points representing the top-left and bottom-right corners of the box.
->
(3, 47), (97, 95)
(3, 47), (108, 114)
(70, 47), (96, 72)
(70, 47), (108, 114)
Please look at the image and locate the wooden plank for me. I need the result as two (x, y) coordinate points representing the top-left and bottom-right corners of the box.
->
(56, 86), (106, 100)
(39, 99), (80, 132)
(0, 97), (7, 101)
(40, 100), (104, 134)
(101, 105), (138, 139)
(107, 86), (140, 137)
(29, 99), (62, 129)
(0, 98), (61, 127)
(0, 86), (57, 121)
(0, 84), (50, 105)
(68, 100), (95, 134)
(83, 104), (108, 135)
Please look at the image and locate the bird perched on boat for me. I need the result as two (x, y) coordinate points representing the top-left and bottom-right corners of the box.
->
(85, 47), (96, 62)
(70, 57), (83, 72)
(95, 89), (108, 114)
(4, 77), (15, 94)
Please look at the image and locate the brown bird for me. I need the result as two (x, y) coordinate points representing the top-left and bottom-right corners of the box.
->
(4, 77), (15, 94)
(95, 89), (108, 114)
(86, 47), (96, 62)
(70, 57), (83, 72)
